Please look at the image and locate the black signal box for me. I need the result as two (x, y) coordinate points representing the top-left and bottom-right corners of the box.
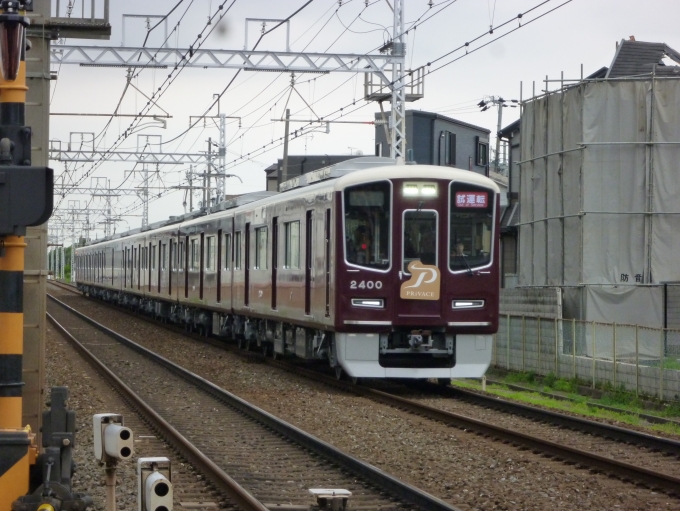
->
(0, 166), (53, 236)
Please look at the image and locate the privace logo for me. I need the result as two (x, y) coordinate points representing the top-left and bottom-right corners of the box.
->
(400, 261), (440, 300)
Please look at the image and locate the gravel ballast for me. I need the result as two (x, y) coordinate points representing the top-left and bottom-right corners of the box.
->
(46, 285), (680, 510)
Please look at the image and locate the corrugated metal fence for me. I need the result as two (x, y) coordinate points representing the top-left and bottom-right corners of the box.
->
(492, 315), (680, 402)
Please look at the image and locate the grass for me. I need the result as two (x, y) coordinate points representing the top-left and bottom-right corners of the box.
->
(452, 373), (680, 437)
(662, 357), (680, 370)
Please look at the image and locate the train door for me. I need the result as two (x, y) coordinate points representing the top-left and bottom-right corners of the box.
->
(168, 239), (173, 295)
(324, 208), (331, 317)
(305, 210), (312, 315)
(147, 243), (152, 291)
(136, 246), (140, 289)
(199, 233), (205, 301)
(217, 229), (222, 303)
(398, 209), (442, 317)
(157, 241), (162, 293)
(184, 235), (189, 298)
(244, 223), (250, 306)
(271, 217), (278, 310)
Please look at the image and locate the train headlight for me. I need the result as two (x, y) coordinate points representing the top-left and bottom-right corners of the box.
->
(403, 182), (438, 197)
(403, 184), (419, 196)
(452, 300), (485, 309)
(351, 298), (385, 309)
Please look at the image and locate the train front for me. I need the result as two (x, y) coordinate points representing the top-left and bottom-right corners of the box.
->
(333, 165), (500, 379)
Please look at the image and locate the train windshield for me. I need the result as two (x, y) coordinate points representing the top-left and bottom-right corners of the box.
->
(402, 210), (438, 272)
(344, 181), (391, 270)
(449, 183), (494, 271)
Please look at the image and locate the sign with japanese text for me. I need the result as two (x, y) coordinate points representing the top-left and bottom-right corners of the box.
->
(455, 191), (488, 208)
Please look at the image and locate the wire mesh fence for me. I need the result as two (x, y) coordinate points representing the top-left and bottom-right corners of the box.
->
(493, 315), (680, 402)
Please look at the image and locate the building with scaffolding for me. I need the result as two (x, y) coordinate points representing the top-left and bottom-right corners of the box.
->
(513, 39), (680, 328)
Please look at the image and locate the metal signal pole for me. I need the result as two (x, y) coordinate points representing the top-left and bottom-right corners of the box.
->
(0, 1), (53, 508)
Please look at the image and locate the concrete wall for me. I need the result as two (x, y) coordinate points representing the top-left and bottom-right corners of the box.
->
(499, 287), (562, 318)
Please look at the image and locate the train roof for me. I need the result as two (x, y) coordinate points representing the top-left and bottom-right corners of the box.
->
(83, 158), (498, 247)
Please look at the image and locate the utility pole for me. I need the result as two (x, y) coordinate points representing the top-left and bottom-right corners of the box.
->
(207, 137), (212, 210)
(281, 108), (290, 186)
(141, 162), (149, 227)
(390, 0), (406, 163)
(219, 113), (226, 200)
(478, 96), (518, 174)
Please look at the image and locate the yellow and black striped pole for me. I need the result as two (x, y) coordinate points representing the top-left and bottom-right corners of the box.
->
(0, 3), (33, 509)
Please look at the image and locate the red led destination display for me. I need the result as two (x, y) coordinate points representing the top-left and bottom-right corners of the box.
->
(455, 191), (488, 208)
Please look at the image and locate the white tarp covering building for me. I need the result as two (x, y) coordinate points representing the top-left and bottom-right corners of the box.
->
(519, 65), (680, 328)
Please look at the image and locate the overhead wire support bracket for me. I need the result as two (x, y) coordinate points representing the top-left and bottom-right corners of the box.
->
(50, 45), (396, 86)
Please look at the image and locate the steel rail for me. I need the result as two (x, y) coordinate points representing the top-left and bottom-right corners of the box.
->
(47, 283), (680, 493)
(273, 358), (680, 461)
(271, 364), (680, 493)
(46, 293), (462, 511)
(45, 309), (269, 511)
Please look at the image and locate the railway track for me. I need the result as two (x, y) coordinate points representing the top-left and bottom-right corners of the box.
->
(46, 290), (461, 511)
(47, 282), (680, 496)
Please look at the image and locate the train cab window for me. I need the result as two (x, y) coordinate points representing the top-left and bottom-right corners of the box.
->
(255, 227), (267, 270)
(189, 239), (197, 270)
(224, 233), (232, 270)
(449, 183), (494, 272)
(402, 210), (438, 273)
(344, 181), (391, 270)
(284, 221), (300, 269)
(206, 236), (215, 271)
(234, 231), (242, 270)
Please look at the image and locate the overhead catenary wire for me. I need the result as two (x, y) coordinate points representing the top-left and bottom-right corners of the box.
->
(67, 0), (574, 228)
(55, 0), (241, 208)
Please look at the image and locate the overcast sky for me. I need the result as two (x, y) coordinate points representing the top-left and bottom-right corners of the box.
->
(48, 0), (680, 238)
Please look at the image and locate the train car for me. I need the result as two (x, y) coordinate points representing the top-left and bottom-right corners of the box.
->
(75, 157), (500, 380)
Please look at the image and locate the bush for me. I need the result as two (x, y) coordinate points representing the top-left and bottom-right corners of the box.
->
(543, 372), (557, 388)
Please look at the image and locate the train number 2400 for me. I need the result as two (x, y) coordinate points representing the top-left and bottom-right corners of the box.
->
(350, 280), (383, 290)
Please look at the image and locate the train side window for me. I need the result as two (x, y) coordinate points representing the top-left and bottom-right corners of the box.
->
(234, 231), (242, 270)
(206, 236), (215, 271)
(224, 233), (232, 270)
(161, 243), (167, 270)
(284, 221), (300, 269)
(178, 240), (184, 270)
(255, 227), (267, 270)
(190, 238), (199, 270)
(344, 180), (391, 270)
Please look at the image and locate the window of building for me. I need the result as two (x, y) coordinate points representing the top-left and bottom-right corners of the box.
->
(476, 136), (489, 167)
(206, 236), (215, 271)
(284, 221), (300, 269)
(224, 233), (232, 270)
(234, 231), (242, 270)
(255, 227), (267, 269)
(440, 131), (456, 166)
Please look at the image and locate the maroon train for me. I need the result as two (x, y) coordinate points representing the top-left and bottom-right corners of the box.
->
(75, 158), (500, 380)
